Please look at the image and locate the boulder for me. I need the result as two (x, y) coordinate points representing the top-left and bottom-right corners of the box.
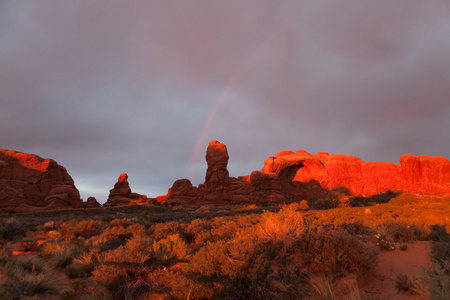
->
(104, 173), (146, 206)
(0, 149), (82, 213)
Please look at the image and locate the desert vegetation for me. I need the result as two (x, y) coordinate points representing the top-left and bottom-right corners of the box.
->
(0, 192), (449, 299)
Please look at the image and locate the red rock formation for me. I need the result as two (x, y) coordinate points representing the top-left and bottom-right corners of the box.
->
(0, 149), (82, 213)
(104, 173), (146, 206)
(166, 141), (450, 206)
(260, 150), (450, 198)
(85, 196), (101, 208)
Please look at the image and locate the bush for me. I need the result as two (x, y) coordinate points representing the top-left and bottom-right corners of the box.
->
(1, 256), (62, 297)
(297, 227), (377, 273)
(153, 234), (190, 264)
(91, 237), (154, 300)
(57, 219), (104, 238)
(65, 262), (94, 279)
(16, 241), (39, 252)
(395, 274), (414, 292)
(51, 246), (80, 268)
(0, 218), (25, 241)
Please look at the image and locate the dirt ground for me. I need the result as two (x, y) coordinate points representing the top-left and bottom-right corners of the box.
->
(358, 241), (433, 299)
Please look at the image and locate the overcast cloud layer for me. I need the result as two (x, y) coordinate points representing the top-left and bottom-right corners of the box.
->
(1, 0), (449, 203)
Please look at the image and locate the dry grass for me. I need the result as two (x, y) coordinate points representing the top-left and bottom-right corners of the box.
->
(0, 193), (447, 299)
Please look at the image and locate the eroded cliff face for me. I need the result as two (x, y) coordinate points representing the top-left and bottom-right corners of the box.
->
(261, 150), (450, 198)
(0, 149), (82, 213)
(166, 141), (450, 206)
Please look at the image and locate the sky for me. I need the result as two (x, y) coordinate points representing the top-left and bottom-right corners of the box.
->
(1, 1), (450, 204)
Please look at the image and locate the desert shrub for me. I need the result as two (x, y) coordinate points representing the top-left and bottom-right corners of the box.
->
(0, 247), (11, 266)
(110, 218), (132, 228)
(257, 204), (304, 250)
(431, 238), (450, 265)
(349, 196), (372, 207)
(309, 275), (334, 300)
(128, 223), (147, 237)
(150, 222), (186, 242)
(416, 260), (450, 300)
(297, 227), (377, 273)
(395, 274), (414, 292)
(60, 289), (74, 300)
(11, 256), (44, 274)
(0, 218), (25, 241)
(16, 240), (40, 252)
(6, 270), (62, 296)
(1, 257), (62, 297)
(152, 233), (190, 264)
(65, 262), (94, 279)
(89, 225), (134, 251)
(57, 219), (104, 238)
(336, 222), (366, 235)
(368, 220), (415, 242)
(51, 246), (81, 268)
(309, 198), (334, 210)
(91, 237), (154, 300)
(429, 224), (448, 242)
(349, 191), (399, 207)
(185, 219), (213, 245)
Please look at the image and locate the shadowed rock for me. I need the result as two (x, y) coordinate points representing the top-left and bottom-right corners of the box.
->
(0, 149), (82, 213)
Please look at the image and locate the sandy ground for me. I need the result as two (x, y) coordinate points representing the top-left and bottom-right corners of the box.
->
(358, 241), (433, 299)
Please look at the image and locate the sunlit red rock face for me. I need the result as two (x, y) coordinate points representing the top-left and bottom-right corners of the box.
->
(166, 141), (450, 206)
(104, 173), (146, 206)
(0, 149), (82, 213)
(261, 150), (450, 199)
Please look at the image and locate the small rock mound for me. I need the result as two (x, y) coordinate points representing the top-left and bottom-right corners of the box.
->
(85, 196), (101, 208)
(104, 173), (146, 206)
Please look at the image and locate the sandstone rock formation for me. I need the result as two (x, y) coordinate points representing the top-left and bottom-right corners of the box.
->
(260, 150), (450, 199)
(0, 149), (82, 213)
(104, 173), (146, 206)
(85, 196), (101, 208)
(166, 141), (450, 206)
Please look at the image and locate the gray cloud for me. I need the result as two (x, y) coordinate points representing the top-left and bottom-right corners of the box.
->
(1, 0), (449, 203)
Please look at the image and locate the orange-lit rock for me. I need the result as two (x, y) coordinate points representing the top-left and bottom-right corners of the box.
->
(165, 141), (450, 206)
(260, 150), (450, 198)
(104, 173), (145, 206)
(0, 149), (82, 213)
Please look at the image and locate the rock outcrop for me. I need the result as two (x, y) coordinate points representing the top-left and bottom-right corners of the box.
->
(0, 149), (82, 213)
(165, 141), (450, 206)
(104, 173), (146, 206)
(260, 150), (450, 199)
(85, 196), (101, 208)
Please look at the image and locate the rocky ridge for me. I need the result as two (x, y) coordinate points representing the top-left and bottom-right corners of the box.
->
(166, 141), (450, 206)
